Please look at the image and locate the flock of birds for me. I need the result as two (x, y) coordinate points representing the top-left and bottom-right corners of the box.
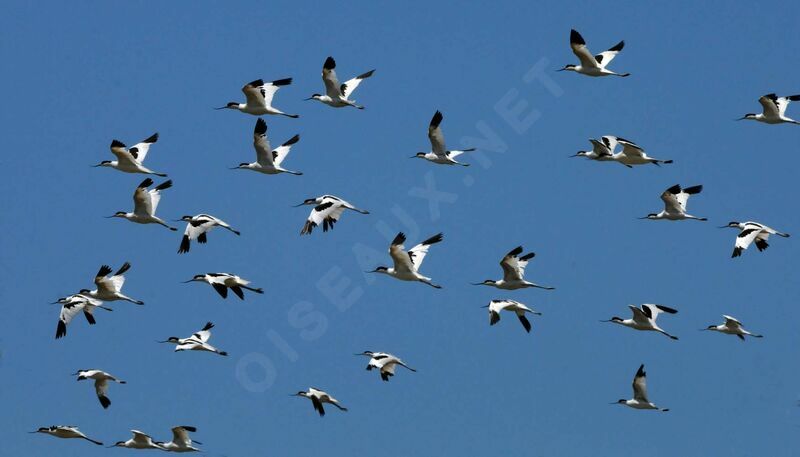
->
(36, 29), (794, 451)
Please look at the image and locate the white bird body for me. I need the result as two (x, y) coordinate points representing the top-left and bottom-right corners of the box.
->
(307, 57), (374, 109)
(641, 184), (706, 221)
(217, 78), (298, 117)
(604, 304), (679, 340)
(723, 221), (790, 258)
(109, 178), (176, 230)
(413, 111), (475, 166)
(94, 133), (166, 177)
(484, 299), (541, 333)
(31, 425), (103, 445)
(185, 272), (263, 300)
(111, 430), (166, 450)
(53, 294), (111, 339)
(357, 351), (417, 381)
(160, 322), (228, 356)
(573, 136), (672, 167)
(177, 214), (240, 254)
(156, 426), (201, 453)
(615, 364), (668, 411)
(474, 246), (555, 290)
(560, 29), (629, 77)
(78, 262), (143, 305)
(74, 369), (126, 409)
(233, 118), (301, 175)
(704, 315), (763, 340)
(741, 93), (800, 124)
(296, 195), (369, 235)
(371, 232), (443, 288)
(293, 387), (348, 416)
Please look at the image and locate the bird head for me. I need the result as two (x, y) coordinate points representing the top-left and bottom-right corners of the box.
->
(158, 337), (180, 344)
(737, 113), (757, 121)
(177, 215), (194, 222)
(410, 152), (427, 159)
(291, 391), (308, 397)
(304, 94), (322, 101)
(230, 162), (250, 170)
(570, 151), (588, 158)
(719, 221), (741, 229)
(78, 289), (91, 294)
(368, 266), (389, 274)
(602, 316), (624, 323)
(92, 160), (113, 168)
(106, 211), (127, 219)
(614, 399), (627, 405)
(182, 274), (206, 283)
(471, 280), (496, 286)
(293, 198), (318, 207)
(558, 64), (577, 72)
(639, 213), (659, 220)
(214, 102), (240, 110)
(355, 351), (374, 357)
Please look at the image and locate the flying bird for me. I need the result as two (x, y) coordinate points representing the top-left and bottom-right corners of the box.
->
(73, 369), (126, 409)
(739, 93), (800, 124)
(93, 133), (166, 177)
(30, 425), (103, 446)
(559, 29), (629, 77)
(472, 246), (555, 290)
(571, 136), (671, 167)
(640, 184), (706, 221)
(107, 178), (177, 231)
(156, 426), (202, 453)
(355, 351), (417, 381)
(483, 299), (542, 333)
(295, 195), (369, 235)
(78, 262), (144, 305)
(159, 322), (228, 356)
(292, 387), (348, 417)
(613, 364), (669, 411)
(602, 304), (679, 340)
(411, 110), (475, 166)
(306, 56), (375, 109)
(177, 214), (240, 254)
(721, 221), (790, 258)
(109, 430), (166, 450)
(183, 273), (264, 300)
(53, 294), (111, 339)
(703, 315), (763, 341)
(216, 78), (298, 117)
(369, 232), (444, 288)
(231, 118), (301, 175)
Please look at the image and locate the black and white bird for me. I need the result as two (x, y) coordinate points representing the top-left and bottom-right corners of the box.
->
(183, 273), (264, 300)
(703, 315), (763, 341)
(721, 221), (790, 258)
(216, 78), (298, 117)
(559, 29), (629, 77)
(483, 299), (542, 333)
(53, 294), (111, 339)
(107, 178), (177, 231)
(306, 56), (374, 109)
(155, 426), (202, 453)
(411, 110), (475, 166)
(572, 136), (672, 167)
(570, 137), (618, 163)
(472, 246), (555, 290)
(602, 304), (679, 340)
(292, 387), (348, 417)
(159, 322), (228, 356)
(355, 351), (417, 382)
(369, 232), (444, 288)
(295, 195), (369, 235)
(640, 184), (706, 221)
(614, 364), (669, 411)
(109, 430), (166, 450)
(78, 262), (144, 305)
(231, 118), (301, 175)
(177, 214), (240, 254)
(739, 93), (800, 124)
(93, 133), (166, 177)
(30, 426), (103, 446)
(73, 369), (126, 409)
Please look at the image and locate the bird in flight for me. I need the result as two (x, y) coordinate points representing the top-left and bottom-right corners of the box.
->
(572, 136), (672, 168)
(107, 178), (177, 231)
(231, 118), (302, 175)
(183, 272), (264, 300)
(613, 364), (669, 411)
(109, 430), (166, 450)
(702, 315), (763, 341)
(216, 78), (298, 117)
(295, 195), (369, 235)
(52, 294), (111, 339)
(73, 369), (126, 409)
(640, 184), (706, 221)
(306, 56), (375, 109)
(411, 110), (475, 166)
(356, 351), (417, 382)
(292, 387), (348, 417)
(93, 133), (166, 177)
(483, 299), (542, 333)
(159, 322), (228, 356)
(559, 29), (629, 77)
(473, 246), (555, 290)
(739, 93), (800, 124)
(30, 426), (103, 446)
(155, 426), (202, 453)
(721, 221), (790, 258)
(602, 304), (679, 340)
(177, 214), (240, 254)
(369, 232), (444, 288)
(77, 262), (144, 305)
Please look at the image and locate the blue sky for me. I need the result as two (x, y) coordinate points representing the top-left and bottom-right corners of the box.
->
(2, 1), (799, 455)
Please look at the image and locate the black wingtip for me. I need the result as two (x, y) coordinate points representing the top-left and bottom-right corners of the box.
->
(421, 233), (443, 245)
(636, 364), (646, 377)
(323, 56), (336, 70)
(570, 29), (585, 45)
(254, 118), (267, 135)
(520, 252), (535, 261)
(154, 180), (173, 191)
(683, 185), (703, 194)
(666, 184), (682, 194)
(608, 40), (625, 52)
(271, 77), (293, 86)
(110, 139), (126, 148)
(283, 134), (300, 147)
(357, 69), (375, 80)
(391, 232), (407, 245)
(137, 178), (153, 188)
(430, 110), (443, 127)
(143, 133), (159, 144)
(178, 235), (190, 254)
(56, 321), (67, 339)
(246, 78), (264, 87)
(202, 322), (215, 331)
(99, 395), (111, 409)
(507, 246), (523, 257)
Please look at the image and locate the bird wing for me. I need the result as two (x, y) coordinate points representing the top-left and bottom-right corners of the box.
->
(734, 227), (762, 254)
(632, 365), (649, 403)
(59, 301), (84, 327)
(660, 185), (686, 214)
(170, 427), (192, 447)
(618, 138), (645, 159)
(308, 201), (345, 226)
(94, 378), (108, 398)
(388, 232), (414, 274)
(341, 69), (374, 99)
(252, 118), (274, 167)
(243, 78), (290, 108)
(500, 246), (531, 282)
(569, 29), (599, 69)
(428, 111), (447, 156)
(311, 395), (326, 416)
(722, 315), (743, 330)
(759, 94), (781, 118)
(132, 180), (154, 216)
(641, 304), (678, 322)
(131, 430), (152, 442)
(128, 133), (158, 163)
(594, 41), (625, 69)
(590, 139), (613, 157)
(628, 305), (651, 325)
(407, 233), (443, 271)
(776, 95), (800, 116)
(322, 57), (343, 98)
(600, 135), (619, 152)
(192, 323), (214, 343)
(272, 134), (300, 166)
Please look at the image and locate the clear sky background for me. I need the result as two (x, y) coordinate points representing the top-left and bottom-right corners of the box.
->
(2, 1), (799, 455)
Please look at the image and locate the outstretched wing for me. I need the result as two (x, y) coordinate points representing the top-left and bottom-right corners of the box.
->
(594, 41), (625, 69)
(759, 93), (781, 118)
(618, 138), (645, 159)
(243, 78), (291, 108)
(322, 57), (342, 98)
(632, 364), (649, 403)
(341, 69), (375, 99)
(252, 118), (274, 167)
(407, 233), (444, 271)
(569, 29), (598, 69)
(428, 111), (447, 156)
(272, 134), (300, 166)
(128, 133), (159, 163)
(500, 246), (533, 282)
(732, 227), (762, 257)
